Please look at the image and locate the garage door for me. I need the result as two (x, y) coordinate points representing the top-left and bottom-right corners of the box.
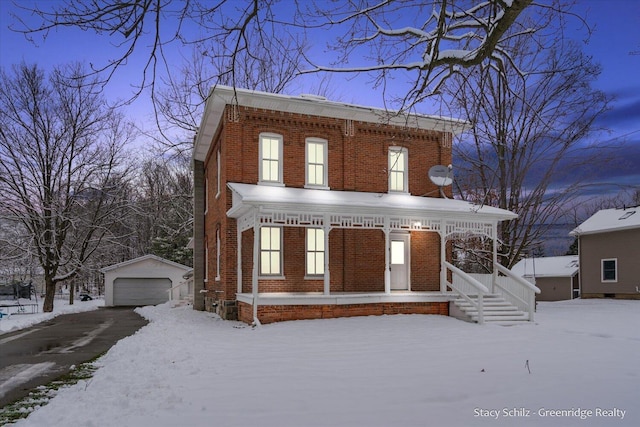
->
(113, 278), (171, 306)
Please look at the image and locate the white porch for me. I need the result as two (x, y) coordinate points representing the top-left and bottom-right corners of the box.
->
(227, 183), (539, 324)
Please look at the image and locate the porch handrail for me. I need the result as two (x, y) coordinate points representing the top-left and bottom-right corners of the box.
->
(444, 261), (488, 324)
(494, 264), (541, 294)
(493, 263), (541, 321)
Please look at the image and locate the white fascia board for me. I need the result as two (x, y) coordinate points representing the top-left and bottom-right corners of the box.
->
(226, 183), (517, 222)
(194, 85), (470, 161)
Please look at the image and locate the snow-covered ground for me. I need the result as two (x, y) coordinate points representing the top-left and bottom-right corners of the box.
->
(8, 299), (640, 427)
(0, 298), (103, 334)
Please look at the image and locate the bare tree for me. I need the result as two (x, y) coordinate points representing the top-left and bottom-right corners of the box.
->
(153, 34), (306, 154)
(14, 0), (535, 112)
(0, 63), (135, 312)
(444, 6), (610, 270)
(130, 154), (194, 266)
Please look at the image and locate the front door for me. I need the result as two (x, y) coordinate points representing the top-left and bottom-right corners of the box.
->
(390, 233), (410, 290)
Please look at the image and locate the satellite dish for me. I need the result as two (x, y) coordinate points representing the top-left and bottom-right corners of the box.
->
(429, 165), (453, 187)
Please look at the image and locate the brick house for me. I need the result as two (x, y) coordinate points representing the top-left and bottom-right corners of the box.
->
(192, 86), (537, 325)
(570, 207), (640, 299)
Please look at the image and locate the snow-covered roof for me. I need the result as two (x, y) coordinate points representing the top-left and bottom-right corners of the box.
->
(570, 207), (640, 236)
(194, 85), (470, 161)
(511, 256), (579, 278)
(100, 254), (192, 273)
(227, 183), (517, 222)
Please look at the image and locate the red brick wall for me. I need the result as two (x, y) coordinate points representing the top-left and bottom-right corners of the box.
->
(238, 301), (449, 324)
(204, 104), (453, 314)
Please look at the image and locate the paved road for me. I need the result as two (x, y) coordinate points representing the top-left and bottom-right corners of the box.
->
(0, 308), (148, 408)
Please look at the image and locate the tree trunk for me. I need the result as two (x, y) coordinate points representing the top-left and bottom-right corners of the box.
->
(43, 277), (56, 313)
(69, 278), (75, 305)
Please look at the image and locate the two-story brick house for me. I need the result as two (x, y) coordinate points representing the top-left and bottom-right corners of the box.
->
(193, 86), (531, 325)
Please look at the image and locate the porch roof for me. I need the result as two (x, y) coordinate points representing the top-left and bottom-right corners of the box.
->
(227, 183), (517, 223)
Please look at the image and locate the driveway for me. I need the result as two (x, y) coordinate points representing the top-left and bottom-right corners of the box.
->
(0, 307), (148, 408)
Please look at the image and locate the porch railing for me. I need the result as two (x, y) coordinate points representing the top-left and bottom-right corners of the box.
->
(493, 264), (540, 321)
(444, 261), (489, 324)
(464, 264), (540, 322)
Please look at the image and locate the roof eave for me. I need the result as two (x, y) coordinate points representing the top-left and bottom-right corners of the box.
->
(194, 85), (470, 162)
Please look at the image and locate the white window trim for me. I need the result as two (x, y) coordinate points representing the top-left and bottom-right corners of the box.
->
(204, 243), (209, 283)
(305, 228), (325, 277)
(601, 258), (618, 283)
(215, 150), (221, 199)
(204, 174), (209, 215)
(304, 138), (329, 190)
(388, 146), (408, 193)
(259, 226), (284, 277)
(259, 133), (284, 185)
(215, 228), (221, 281)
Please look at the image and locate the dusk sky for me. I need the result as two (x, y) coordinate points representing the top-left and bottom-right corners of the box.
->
(1, 0), (638, 199)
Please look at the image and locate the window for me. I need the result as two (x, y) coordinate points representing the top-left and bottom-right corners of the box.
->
(260, 227), (282, 275)
(619, 210), (636, 220)
(306, 228), (325, 276)
(204, 242), (209, 282)
(215, 228), (221, 281)
(306, 138), (328, 188)
(601, 259), (617, 282)
(215, 150), (221, 198)
(389, 147), (408, 192)
(259, 133), (283, 184)
(204, 173), (209, 214)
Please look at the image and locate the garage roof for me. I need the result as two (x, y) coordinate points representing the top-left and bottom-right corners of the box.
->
(511, 256), (579, 278)
(100, 254), (191, 273)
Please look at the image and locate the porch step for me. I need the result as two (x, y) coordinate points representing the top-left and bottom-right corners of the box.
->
(451, 294), (531, 325)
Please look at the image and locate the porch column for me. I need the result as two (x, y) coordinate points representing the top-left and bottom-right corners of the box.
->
(440, 222), (447, 293)
(491, 221), (498, 294)
(237, 222), (242, 294)
(252, 218), (260, 323)
(384, 218), (391, 294)
(323, 216), (331, 295)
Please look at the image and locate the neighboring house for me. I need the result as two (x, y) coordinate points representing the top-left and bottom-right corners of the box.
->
(193, 86), (536, 325)
(101, 255), (192, 307)
(570, 207), (640, 299)
(511, 256), (579, 301)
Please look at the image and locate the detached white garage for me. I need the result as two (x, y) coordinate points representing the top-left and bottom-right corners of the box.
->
(101, 255), (192, 307)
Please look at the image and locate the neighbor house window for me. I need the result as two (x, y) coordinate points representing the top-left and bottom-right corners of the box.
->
(259, 133), (283, 184)
(601, 259), (617, 282)
(306, 138), (328, 188)
(389, 147), (408, 192)
(260, 226), (282, 276)
(306, 228), (325, 276)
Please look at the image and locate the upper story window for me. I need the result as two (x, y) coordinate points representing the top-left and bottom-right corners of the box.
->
(389, 147), (408, 192)
(306, 138), (328, 188)
(215, 150), (221, 198)
(259, 133), (283, 184)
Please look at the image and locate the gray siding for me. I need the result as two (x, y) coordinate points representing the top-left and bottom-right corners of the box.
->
(536, 276), (574, 301)
(579, 228), (640, 297)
